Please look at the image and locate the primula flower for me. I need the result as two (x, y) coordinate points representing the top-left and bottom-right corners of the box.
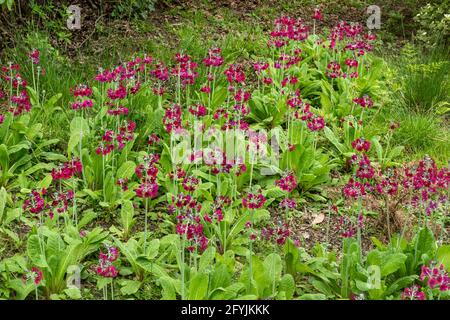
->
(345, 59), (358, 68)
(200, 86), (211, 93)
(27, 49), (40, 65)
(135, 181), (159, 198)
(22, 189), (45, 214)
(51, 158), (83, 180)
(163, 104), (183, 133)
(203, 47), (224, 67)
(182, 176), (199, 192)
(353, 95), (373, 108)
(276, 172), (297, 193)
(148, 134), (161, 146)
(326, 61), (342, 78)
(402, 285), (426, 300)
(261, 222), (291, 245)
(280, 198), (297, 210)
(351, 137), (371, 152)
(224, 64), (246, 84)
(420, 263), (450, 292)
(355, 154), (375, 180)
(71, 84), (93, 97)
(313, 8), (323, 21)
(242, 191), (266, 209)
(116, 178), (129, 191)
(188, 104), (207, 118)
(343, 178), (366, 199)
(307, 115), (325, 131)
(10, 90), (31, 115)
(23, 267), (43, 285)
(269, 16), (309, 46)
(95, 247), (119, 278)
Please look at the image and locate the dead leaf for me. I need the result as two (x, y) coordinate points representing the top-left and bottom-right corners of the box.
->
(311, 213), (325, 225)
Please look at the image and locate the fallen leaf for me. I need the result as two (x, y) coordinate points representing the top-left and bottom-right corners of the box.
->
(311, 213), (325, 225)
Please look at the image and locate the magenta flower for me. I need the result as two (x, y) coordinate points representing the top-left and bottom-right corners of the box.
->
(242, 191), (266, 209)
(23, 267), (43, 285)
(135, 181), (159, 199)
(27, 49), (40, 65)
(402, 285), (425, 300)
(276, 172), (297, 193)
(203, 47), (224, 67)
(353, 95), (374, 108)
(352, 137), (371, 152)
(313, 8), (323, 21)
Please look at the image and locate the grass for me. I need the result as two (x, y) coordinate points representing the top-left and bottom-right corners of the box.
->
(392, 111), (450, 164)
(393, 43), (450, 114)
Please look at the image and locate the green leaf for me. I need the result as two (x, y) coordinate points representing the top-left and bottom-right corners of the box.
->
(146, 239), (160, 259)
(415, 227), (435, 262)
(278, 274), (295, 300)
(64, 287), (82, 299)
(385, 275), (416, 296)
(159, 276), (177, 300)
(120, 280), (142, 295)
(0, 187), (7, 224)
(120, 200), (135, 236)
(67, 133), (81, 156)
(199, 246), (216, 273)
(437, 245), (450, 271)
(381, 253), (407, 277)
(188, 273), (209, 300)
(0, 144), (10, 172)
(117, 161), (137, 180)
(78, 210), (97, 229)
(263, 253), (282, 290)
(210, 264), (231, 292)
(27, 234), (47, 267)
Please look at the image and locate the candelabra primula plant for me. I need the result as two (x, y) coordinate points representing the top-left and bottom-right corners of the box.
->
(0, 11), (449, 301)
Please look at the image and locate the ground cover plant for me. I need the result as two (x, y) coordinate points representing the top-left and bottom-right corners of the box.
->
(0, 1), (449, 301)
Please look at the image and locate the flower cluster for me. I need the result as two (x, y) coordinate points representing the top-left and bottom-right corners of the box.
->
(269, 16), (309, 47)
(163, 104), (183, 133)
(172, 53), (199, 86)
(23, 267), (43, 285)
(204, 196), (232, 223)
(276, 172), (298, 193)
(420, 263), (450, 292)
(70, 84), (93, 111)
(22, 189), (46, 214)
(353, 95), (374, 108)
(95, 245), (119, 278)
(336, 213), (363, 238)
(135, 154), (160, 199)
(51, 158), (83, 180)
(260, 222), (291, 245)
(242, 190), (266, 209)
(96, 120), (136, 155)
(401, 285), (426, 300)
(203, 47), (224, 67)
(351, 137), (371, 153)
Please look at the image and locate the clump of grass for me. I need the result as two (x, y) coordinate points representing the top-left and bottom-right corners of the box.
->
(392, 110), (450, 165)
(394, 43), (450, 114)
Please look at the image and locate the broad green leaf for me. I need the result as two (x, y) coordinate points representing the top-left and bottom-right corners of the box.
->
(120, 280), (142, 295)
(188, 273), (209, 300)
(199, 246), (216, 272)
(117, 161), (137, 180)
